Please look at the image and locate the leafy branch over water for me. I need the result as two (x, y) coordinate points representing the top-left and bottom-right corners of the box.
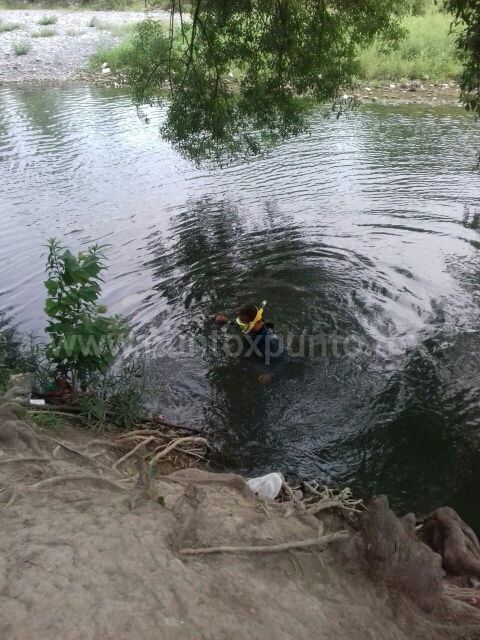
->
(119, 0), (420, 163)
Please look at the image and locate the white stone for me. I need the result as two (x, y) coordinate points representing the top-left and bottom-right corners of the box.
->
(102, 67), (111, 74)
(389, 83), (395, 88)
(364, 87), (371, 91)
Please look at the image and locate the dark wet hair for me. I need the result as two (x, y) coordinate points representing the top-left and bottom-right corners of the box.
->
(238, 305), (258, 322)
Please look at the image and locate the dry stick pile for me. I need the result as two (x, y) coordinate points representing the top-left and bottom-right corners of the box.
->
(276, 478), (365, 518)
(86, 426), (212, 474)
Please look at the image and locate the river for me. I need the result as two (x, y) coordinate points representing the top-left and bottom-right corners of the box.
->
(2, 84), (480, 528)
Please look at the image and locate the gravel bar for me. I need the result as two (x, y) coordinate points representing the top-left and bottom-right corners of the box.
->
(0, 9), (169, 83)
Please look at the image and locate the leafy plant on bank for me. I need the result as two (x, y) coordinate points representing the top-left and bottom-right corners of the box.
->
(43, 238), (129, 395)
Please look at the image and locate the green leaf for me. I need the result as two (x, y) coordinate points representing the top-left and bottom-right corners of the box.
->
(44, 279), (58, 295)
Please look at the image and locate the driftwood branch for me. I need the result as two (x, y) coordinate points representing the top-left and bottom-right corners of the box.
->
(150, 437), (210, 465)
(179, 531), (350, 556)
(32, 474), (130, 492)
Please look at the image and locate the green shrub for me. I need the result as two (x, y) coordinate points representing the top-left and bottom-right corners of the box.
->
(0, 316), (51, 395)
(31, 27), (56, 37)
(83, 358), (151, 428)
(12, 41), (31, 56)
(0, 21), (21, 33)
(0, 320), (23, 394)
(37, 15), (57, 26)
(43, 238), (129, 395)
(87, 21), (168, 73)
(30, 411), (64, 431)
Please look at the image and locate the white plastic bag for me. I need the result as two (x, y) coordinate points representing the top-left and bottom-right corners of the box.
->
(247, 472), (283, 500)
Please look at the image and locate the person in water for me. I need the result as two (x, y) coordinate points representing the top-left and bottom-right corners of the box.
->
(214, 303), (284, 382)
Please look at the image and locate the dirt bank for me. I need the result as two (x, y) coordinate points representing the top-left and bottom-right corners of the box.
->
(0, 9), (169, 84)
(1, 401), (480, 639)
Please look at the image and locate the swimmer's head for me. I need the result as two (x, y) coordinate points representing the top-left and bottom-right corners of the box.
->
(236, 305), (262, 333)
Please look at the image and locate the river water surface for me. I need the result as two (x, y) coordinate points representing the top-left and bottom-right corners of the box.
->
(2, 85), (480, 527)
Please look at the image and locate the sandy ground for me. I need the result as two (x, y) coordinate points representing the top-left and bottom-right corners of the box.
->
(0, 401), (477, 640)
(0, 8), (169, 83)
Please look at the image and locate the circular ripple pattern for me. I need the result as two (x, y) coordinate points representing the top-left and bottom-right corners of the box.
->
(2, 85), (480, 528)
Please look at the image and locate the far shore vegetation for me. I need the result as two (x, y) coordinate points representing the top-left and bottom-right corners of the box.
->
(0, 1), (463, 84)
(88, 2), (461, 85)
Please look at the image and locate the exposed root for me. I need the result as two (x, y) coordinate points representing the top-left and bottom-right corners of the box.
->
(43, 436), (104, 467)
(32, 474), (131, 492)
(179, 531), (350, 556)
(308, 499), (361, 516)
(117, 430), (169, 440)
(150, 437), (210, 466)
(17, 426), (45, 457)
(445, 584), (480, 601)
(86, 440), (123, 449)
(1, 489), (19, 511)
(112, 436), (156, 470)
(0, 456), (50, 465)
(424, 507), (480, 579)
(282, 480), (302, 504)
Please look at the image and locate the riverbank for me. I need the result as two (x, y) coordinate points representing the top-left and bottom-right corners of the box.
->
(1, 400), (480, 639)
(0, 11), (463, 106)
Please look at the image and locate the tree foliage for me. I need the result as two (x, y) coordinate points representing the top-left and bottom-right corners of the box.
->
(122, 0), (418, 163)
(443, 0), (480, 115)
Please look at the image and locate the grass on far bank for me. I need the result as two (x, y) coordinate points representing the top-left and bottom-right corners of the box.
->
(12, 40), (31, 55)
(356, 2), (462, 83)
(88, 19), (137, 36)
(87, 33), (134, 70)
